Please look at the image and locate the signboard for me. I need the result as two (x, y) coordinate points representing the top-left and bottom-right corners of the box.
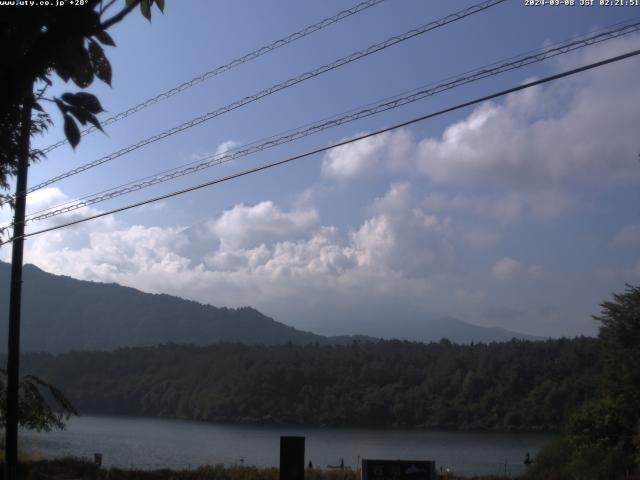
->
(279, 436), (305, 480)
(361, 459), (437, 480)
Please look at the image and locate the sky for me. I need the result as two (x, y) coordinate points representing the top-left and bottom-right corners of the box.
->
(2, 0), (640, 339)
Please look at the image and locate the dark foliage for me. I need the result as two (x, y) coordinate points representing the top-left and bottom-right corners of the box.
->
(0, 0), (163, 435)
(19, 337), (599, 431)
(0, 370), (77, 432)
(527, 285), (640, 479)
(0, 457), (510, 480)
(0, 0), (164, 214)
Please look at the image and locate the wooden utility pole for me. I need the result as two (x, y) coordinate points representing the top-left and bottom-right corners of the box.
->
(5, 83), (33, 480)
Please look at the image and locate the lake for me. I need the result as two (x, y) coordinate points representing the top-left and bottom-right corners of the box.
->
(22, 415), (553, 477)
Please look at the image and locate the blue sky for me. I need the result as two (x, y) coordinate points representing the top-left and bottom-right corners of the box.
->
(2, 0), (640, 338)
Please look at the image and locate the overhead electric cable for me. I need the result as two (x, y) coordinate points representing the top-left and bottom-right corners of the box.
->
(39, 0), (388, 154)
(4, 47), (638, 245)
(16, 0), (507, 203)
(22, 19), (640, 223)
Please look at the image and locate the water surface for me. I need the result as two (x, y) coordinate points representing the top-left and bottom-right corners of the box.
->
(22, 415), (553, 477)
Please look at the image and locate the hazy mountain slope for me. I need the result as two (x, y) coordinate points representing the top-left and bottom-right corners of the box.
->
(0, 262), (538, 352)
(0, 262), (325, 352)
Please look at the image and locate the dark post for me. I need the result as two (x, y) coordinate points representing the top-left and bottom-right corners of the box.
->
(279, 436), (305, 480)
(5, 83), (33, 480)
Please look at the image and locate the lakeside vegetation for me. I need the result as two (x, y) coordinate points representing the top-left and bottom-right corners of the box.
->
(20, 336), (599, 431)
(2, 286), (637, 478)
(524, 285), (640, 479)
(0, 458), (513, 480)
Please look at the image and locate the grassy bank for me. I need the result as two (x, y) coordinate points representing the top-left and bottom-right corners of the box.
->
(0, 458), (514, 480)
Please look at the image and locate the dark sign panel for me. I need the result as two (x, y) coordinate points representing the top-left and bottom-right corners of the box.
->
(362, 459), (437, 480)
(279, 436), (305, 480)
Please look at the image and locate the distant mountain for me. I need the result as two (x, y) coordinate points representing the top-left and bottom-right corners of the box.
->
(0, 262), (538, 352)
(384, 316), (542, 344)
(0, 262), (330, 352)
(283, 304), (542, 344)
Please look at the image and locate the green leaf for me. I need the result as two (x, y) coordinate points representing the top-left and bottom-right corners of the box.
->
(54, 98), (67, 114)
(54, 67), (71, 83)
(140, 0), (151, 20)
(89, 40), (112, 86)
(87, 114), (104, 133)
(60, 92), (76, 104)
(63, 114), (81, 149)
(69, 106), (89, 126)
(155, 0), (165, 12)
(76, 92), (104, 114)
(85, 113), (104, 132)
(64, 91), (104, 114)
(125, 0), (136, 5)
(64, 39), (94, 88)
(95, 30), (116, 47)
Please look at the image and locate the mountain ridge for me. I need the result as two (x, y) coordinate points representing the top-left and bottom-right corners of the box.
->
(0, 261), (540, 352)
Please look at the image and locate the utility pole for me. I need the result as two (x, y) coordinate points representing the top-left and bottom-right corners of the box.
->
(5, 82), (33, 480)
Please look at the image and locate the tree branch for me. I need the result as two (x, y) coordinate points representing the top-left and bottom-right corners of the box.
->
(100, 0), (141, 31)
(100, 0), (119, 15)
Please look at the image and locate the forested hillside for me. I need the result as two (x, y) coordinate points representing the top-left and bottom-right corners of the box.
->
(0, 263), (326, 351)
(20, 337), (600, 431)
(0, 262), (535, 351)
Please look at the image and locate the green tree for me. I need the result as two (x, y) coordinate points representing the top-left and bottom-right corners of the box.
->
(0, 0), (165, 209)
(571, 284), (640, 476)
(0, 370), (77, 432)
(595, 284), (640, 415)
(0, 0), (165, 436)
(529, 285), (640, 479)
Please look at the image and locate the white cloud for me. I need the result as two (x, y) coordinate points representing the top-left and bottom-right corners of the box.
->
(321, 130), (413, 180)
(370, 181), (412, 213)
(15, 182), (461, 314)
(416, 38), (640, 188)
(25, 187), (68, 213)
(206, 201), (318, 250)
(190, 139), (240, 162)
(320, 36), (640, 190)
(1, 187), (69, 226)
(422, 188), (574, 222)
(214, 140), (240, 156)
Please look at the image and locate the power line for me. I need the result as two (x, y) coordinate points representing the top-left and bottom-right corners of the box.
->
(22, 19), (640, 223)
(4, 47), (639, 245)
(17, 0), (507, 201)
(39, 0), (388, 154)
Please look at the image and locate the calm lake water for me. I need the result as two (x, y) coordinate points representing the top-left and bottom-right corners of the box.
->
(22, 415), (553, 477)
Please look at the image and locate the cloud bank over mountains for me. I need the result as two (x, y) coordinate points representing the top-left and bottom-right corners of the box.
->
(2, 37), (639, 338)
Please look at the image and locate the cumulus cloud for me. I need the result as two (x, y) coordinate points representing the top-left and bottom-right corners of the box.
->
(1, 187), (118, 265)
(205, 201), (318, 250)
(15, 183), (460, 314)
(320, 36), (640, 190)
(321, 130), (414, 180)
(370, 181), (412, 213)
(189, 139), (240, 163)
(422, 188), (575, 222)
(1, 187), (68, 226)
(5, 38), (637, 339)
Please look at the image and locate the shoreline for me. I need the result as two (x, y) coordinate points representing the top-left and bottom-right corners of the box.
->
(7, 458), (522, 480)
(44, 411), (559, 435)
